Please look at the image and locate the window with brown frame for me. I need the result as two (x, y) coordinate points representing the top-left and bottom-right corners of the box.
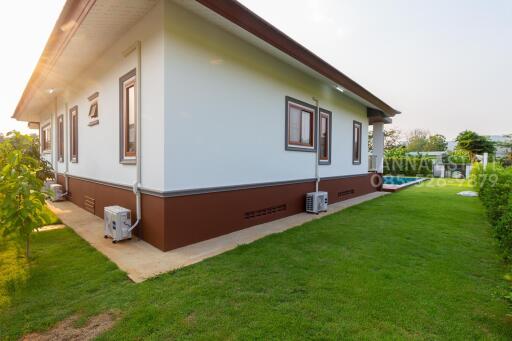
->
(70, 106), (78, 163)
(41, 123), (51, 153)
(89, 101), (98, 118)
(57, 115), (64, 162)
(119, 69), (136, 163)
(319, 110), (331, 164)
(353, 121), (362, 165)
(285, 96), (316, 152)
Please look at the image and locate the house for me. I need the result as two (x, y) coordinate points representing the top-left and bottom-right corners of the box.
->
(12, 0), (400, 251)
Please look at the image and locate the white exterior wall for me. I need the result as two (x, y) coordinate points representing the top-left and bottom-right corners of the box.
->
(163, 1), (369, 191)
(38, 2), (165, 192)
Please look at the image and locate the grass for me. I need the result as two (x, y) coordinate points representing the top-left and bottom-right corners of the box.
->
(41, 205), (61, 226)
(1, 181), (511, 340)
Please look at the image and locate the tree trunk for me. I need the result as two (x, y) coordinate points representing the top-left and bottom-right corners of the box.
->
(26, 237), (31, 259)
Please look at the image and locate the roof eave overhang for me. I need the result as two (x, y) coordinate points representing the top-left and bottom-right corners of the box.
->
(367, 108), (393, 124)
(13, 0), (401, 121)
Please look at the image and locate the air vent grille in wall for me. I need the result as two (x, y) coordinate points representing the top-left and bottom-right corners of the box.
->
(84, 196), (96, 214)
(338, 189), (355, 198)
(245, 204), (287, 220)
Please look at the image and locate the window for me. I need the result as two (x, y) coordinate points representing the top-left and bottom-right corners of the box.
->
(119, 69), (137, 162)
(319, 110), (331, 164)
(88, 102), (98, 119)
(285, 96), (315, 151)
(353, 121), (362, 164)
(70, 106), (78, 162)
(88, 92), (99, 126)
(41, 123), (51, 153)
(57, 115), (64, 162)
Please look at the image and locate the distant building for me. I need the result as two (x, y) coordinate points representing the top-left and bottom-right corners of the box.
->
(406, 151), (446, 162)
(487, 135), (511, 158)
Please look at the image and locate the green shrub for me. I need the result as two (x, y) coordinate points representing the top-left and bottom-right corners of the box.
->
(384, 157), (433, 177)
(474, 165), (512, 226)
(472, 163), (512, 318)
(495, 205), (512, 260)
(444, 150), (471, 164)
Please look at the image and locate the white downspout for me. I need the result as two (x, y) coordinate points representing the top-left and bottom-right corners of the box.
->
(313, 97), (320, 193)
(126, 40), (142, 232)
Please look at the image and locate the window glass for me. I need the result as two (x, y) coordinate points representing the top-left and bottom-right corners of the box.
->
(70, 108), (78, 162)
(127, 85), (136, 153)
(58, 116), (64, 161)
(42, 125), (51, 151)
(289, 106), (301, 143)
(286, 98), (315, 150)
(301, 111), (311, 145)
(320, 115), (328, 159)
(353, 122), (361, 163)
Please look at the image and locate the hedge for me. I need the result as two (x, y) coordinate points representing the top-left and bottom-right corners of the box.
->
(472, 163), (512, 258)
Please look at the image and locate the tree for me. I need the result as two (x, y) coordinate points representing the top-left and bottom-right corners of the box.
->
(406, 129), (429, 152)
(0, 131), (53, 181)
(0, 132), (52, 258)
(426, 134), (448, 151)
(368, 128), (403, 151)
(455, 130), (496, 162)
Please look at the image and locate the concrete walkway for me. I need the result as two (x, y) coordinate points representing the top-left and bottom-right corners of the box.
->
(47, 191), (389, 283)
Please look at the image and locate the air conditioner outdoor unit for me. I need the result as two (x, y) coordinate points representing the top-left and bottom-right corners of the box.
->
(104, 206), (132, 243)
(49, 184), (65, 201)
(306, 191), (328, 214)
(44, 180), (55, 191)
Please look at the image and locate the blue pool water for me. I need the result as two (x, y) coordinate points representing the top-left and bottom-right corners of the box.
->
(383, 176), (422, 185)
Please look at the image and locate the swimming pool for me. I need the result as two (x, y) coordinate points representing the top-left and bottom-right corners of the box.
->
(383, 176), (422, 185)
(382, 176), (428, 192)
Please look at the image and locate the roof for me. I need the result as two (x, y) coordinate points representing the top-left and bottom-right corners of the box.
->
(13, 0), (400, 121)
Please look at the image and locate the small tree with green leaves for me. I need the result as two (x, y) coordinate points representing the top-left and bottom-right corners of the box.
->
(1, 131), (54, 182)
(426, 134), (448, 151)
(456, 130), (496, 162)
(0, 133), (51, 258)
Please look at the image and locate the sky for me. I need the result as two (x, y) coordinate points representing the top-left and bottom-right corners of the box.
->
(238, 0), (512, 140)
(1, 0), (511, 140)
(0, 0), (65, 135)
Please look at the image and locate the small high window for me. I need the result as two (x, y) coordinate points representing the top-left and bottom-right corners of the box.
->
(120, 69), (137, 163)
(319, 110), (331, 164)
(89, 102), (98, 119)
(57, 115), (64, 162)
(353, 121), (362, 165)
(70, 106), (78, 163)
(41, 123), (51, 153)
(285, 96), (315, 151)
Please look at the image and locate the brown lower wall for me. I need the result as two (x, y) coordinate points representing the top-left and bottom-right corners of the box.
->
(56, 175), (166, 249)
(57, 173), (381, 251)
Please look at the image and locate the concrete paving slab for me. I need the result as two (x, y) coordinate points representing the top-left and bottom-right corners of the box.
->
(47, 191), (389, 282)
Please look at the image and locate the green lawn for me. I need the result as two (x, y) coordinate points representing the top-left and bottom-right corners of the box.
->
(42, 205), (61, 226)
(1, 181), (511, 340)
